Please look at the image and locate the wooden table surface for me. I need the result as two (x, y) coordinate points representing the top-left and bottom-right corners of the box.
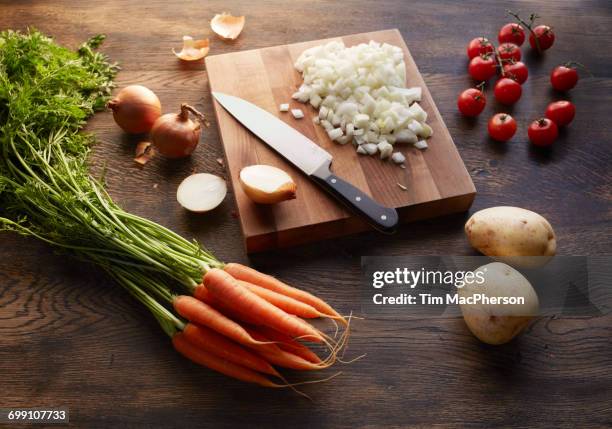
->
(1, 0), (610, 427)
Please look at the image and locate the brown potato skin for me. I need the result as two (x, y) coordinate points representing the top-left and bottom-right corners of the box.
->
(465, 206), (556, 267)
(462, 311), (533, 345)
(459, 262), (539, 345)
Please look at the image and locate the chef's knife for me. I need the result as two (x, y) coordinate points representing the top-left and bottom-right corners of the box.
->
(212, 92), (399, 233)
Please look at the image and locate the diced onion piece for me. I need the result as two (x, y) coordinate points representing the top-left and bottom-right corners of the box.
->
(395, 128), (417, 144)
(408, 120), (424, 135)
(293, 40), (432, 161)
(337, 102), (359, 116)
(177, 173), (227, 213)
(408, 103), (427, 122)
(414, 140), (429, 150)
(279, 103), (289, 112)
(419, 122), (433, 138)
(381, 133), (396, 144)
(363, 143), (378, 155)
(292, 91), (310, 103)
(319, 106), (329, 120)
(390, 86), (422, 103)
(327, 128), (343, 141)
(336, 135), (350, 145)
(354, 114), (370, 128)
(378, 140), (393, 159)
(391, 152), (406, 164)
(321, 120), (333, 131)
(291, 109), (304, 119)
(310, 94), (322, 108)
(366, 130), (379, 143)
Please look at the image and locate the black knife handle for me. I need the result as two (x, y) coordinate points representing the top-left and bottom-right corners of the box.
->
(311, 163), (399, 233)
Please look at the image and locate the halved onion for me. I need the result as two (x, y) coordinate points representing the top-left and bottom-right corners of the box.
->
(211, 12), (245, 40)
(173, 36), (210, 61)
(177, 173), (227, 212)
(239, 165), (296, 204)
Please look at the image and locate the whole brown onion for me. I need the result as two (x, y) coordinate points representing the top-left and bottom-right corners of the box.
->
(151, 104), (205, 158)
(107, 85), (161, 134)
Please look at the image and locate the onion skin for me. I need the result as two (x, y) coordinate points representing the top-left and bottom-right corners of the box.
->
(107, 85), (161, 134)
(151, 104), (203, 158)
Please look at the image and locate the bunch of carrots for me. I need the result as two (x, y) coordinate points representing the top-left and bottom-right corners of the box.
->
(0, 30), (356, 396)
(106, 260), (353, 394)
(174, 265), (352, 391)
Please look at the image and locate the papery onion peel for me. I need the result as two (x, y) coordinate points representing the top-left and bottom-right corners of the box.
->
(211, 12), (245, 40)
(134, 141), (156, 166)
(173, 36), (210, 61)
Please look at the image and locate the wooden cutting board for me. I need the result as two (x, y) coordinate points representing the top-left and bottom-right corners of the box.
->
(206, 29), (475, 253)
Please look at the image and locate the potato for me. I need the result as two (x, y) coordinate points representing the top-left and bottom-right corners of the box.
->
(465, 206), (556, 268)
(459, 262), (539, 345)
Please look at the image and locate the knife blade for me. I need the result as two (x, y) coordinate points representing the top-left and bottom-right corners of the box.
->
(212, 92), (399, 233)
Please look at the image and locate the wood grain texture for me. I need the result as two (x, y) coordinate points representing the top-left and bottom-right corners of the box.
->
(0, 0), (611, 428)
(206, 29), (475, 252)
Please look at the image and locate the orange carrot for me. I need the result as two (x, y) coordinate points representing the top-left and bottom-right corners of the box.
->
(254, 325), (322, 364)
(204, 269), (326, 343)
(244, 326), (330, 371)
(224, 263), (345, 322)
(173, 333), (281, 387)
(239, 280), (322, 319)
(173, 295), (275, 351)
(175, 333), (344, 399)
(193, 284), (260, 325)
(182, 323), (279, 377)
(260, 349), (327, 371)
(195, 285), (322, 364)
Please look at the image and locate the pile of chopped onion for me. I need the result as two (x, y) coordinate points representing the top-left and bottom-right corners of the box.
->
(293, 41), (432, 160)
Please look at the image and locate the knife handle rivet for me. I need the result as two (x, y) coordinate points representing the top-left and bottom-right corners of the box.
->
(355, 196), (361, 202)
(331, 178), (337, 184)
(381, 215), (387, 221)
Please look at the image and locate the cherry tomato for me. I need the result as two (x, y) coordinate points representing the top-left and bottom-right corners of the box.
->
(497, 43), (522, 62)
(488, 113), (517, 142)
(498, 23), (525, 46)
(550, 65), (578, 91)
(528, 118), (559, 147)
(529, 25), (555, 51)
(467, 37), (494, 59)
(503, 61), (529, 84)
(468, 54), (497, 81)
(545, 100), (575, 126)
(457, 88), (487, 117)
(494, 78), (522, 105)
